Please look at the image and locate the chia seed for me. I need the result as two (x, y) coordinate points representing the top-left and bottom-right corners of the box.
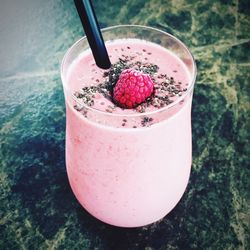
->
(141, 116), (153, 127)
(105, 108), (113, 113)
(103, 72), (109, 77)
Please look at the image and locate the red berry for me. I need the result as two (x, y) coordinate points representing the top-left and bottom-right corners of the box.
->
(113, 69), (154, 108)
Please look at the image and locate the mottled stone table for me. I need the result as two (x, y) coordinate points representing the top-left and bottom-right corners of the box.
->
(0, 0), (249, 249)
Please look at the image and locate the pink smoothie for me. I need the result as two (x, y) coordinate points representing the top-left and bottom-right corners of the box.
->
(64, 38), (193, 227)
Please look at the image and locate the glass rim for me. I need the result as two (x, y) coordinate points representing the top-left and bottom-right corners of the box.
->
(61, 24), (197, 118)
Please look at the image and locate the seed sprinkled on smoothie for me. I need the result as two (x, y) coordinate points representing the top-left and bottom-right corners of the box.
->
(141, 116), (153, 127)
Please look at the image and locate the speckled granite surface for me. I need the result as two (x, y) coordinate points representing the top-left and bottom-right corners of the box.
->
(0, 0), (249, 249)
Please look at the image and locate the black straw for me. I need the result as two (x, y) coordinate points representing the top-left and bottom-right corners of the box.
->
(74, 0), (111, 69)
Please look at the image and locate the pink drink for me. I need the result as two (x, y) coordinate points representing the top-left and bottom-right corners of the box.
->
(61, 26), (196, 227)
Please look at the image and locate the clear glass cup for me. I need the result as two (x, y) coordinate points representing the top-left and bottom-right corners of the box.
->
(61, 25), (196, 227)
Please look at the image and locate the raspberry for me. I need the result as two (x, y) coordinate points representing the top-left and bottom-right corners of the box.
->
(113, 69), (154, 108)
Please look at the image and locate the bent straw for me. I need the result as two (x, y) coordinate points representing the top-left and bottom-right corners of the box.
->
(74, 0), (111, 69)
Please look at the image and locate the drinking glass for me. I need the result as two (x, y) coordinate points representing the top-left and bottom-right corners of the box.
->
(61, 25), (196, 227)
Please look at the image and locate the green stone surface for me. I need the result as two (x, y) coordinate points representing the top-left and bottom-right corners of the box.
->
(0, 0), (249, 249)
